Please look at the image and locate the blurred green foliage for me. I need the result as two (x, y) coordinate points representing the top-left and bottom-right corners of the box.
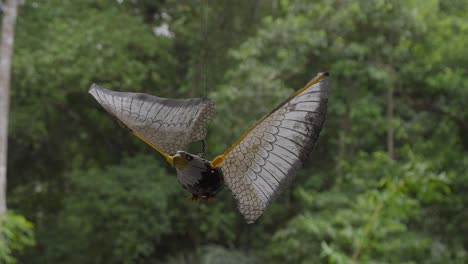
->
(0, 212), (34, 264)
(2, 0), (467, 263)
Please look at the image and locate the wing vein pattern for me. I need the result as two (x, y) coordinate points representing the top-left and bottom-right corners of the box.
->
(89, 84), (216, 155)
(220, 77), (329, 223)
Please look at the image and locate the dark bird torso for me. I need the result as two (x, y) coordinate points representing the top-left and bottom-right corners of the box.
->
(175, 158), (224, 199)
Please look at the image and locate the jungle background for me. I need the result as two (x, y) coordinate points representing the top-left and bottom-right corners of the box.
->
(1, 0), (467, 263)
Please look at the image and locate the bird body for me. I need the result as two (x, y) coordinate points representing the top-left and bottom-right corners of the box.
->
(173, 151), (223, 200)
(89, 72), (330, 223)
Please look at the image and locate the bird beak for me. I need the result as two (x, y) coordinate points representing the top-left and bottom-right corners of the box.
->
(172, 153), (188, 169)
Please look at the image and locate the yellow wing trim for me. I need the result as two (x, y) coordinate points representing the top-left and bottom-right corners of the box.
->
(210, 72), (329, 168)
(131, 132), (174, 165)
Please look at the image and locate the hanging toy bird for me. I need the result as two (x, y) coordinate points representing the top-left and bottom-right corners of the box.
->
(88, 72), (329, 223)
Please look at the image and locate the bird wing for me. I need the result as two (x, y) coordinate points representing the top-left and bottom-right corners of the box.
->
(212, 72), (330, 223)
(88, 84), (216, 161)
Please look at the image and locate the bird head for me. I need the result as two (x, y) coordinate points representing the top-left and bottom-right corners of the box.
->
(171, 151), (195, 169)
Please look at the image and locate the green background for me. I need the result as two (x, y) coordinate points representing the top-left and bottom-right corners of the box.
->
(1, 0), (467, 263)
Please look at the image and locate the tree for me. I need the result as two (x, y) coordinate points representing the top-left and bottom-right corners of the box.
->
(0, 0), (19, 215)
(212, 0), (467, 262)
(1, 2), (34, 264)
(3, 0), (468, 263)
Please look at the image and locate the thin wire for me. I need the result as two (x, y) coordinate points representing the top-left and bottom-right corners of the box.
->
(203, 69), (206, 98)
(200, 0), (208, 156)
(202, 0), (207, 98)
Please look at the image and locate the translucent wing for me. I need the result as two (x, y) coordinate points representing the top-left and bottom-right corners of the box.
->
(88, 84), (216, 157)
(218, 73), (329, 223)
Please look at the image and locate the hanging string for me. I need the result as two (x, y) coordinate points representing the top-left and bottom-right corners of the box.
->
(201, 0), (207, 98)
(198, 0), (208, 156)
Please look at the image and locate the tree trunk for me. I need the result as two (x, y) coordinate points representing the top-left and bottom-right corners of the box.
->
(0, 0), (19, 215)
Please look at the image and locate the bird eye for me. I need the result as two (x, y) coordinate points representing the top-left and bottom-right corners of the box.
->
(185, 154), (194, 161)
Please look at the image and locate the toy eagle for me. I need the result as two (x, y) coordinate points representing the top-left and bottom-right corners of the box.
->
(88, 72), (329, 223)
